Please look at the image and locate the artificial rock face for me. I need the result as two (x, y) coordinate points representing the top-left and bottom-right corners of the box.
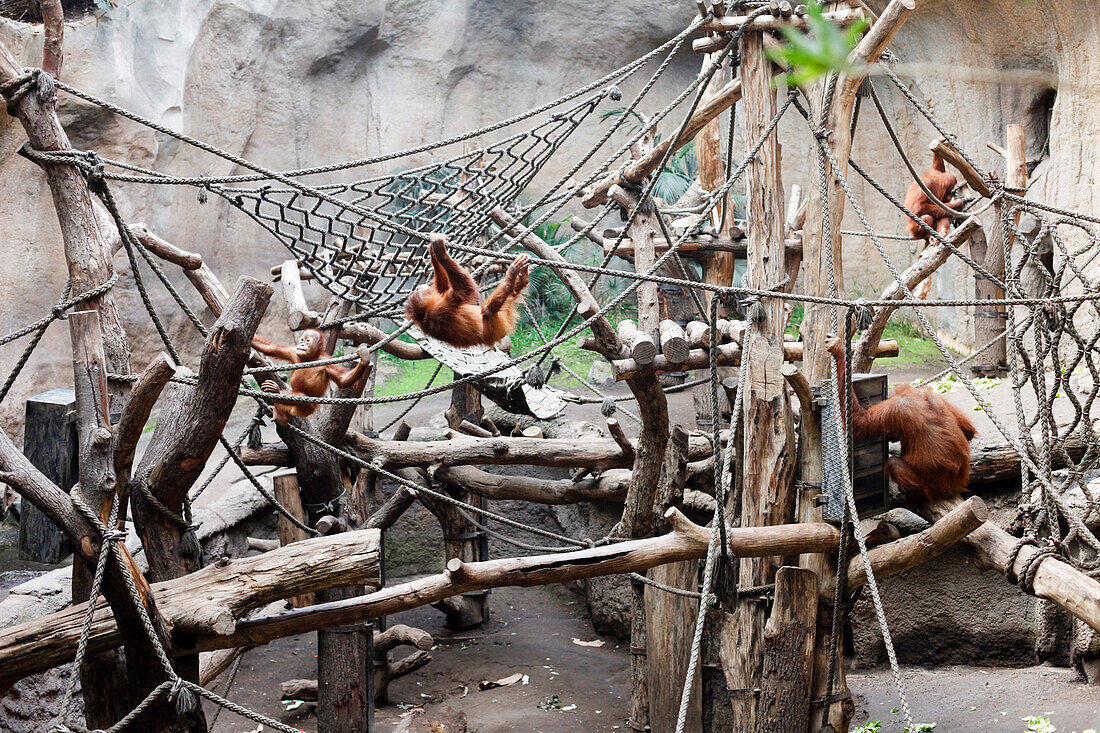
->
(0, 0), (1093, 430)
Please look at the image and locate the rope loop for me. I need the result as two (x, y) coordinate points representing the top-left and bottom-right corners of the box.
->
(0, 67), (45, 115)
(102, 529), (127, 544)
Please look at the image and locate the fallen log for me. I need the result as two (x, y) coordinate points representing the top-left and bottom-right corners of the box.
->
(921, 498), (1100, 633)
(0, 529), (381, 691)
(969, 418), (1099, 487)
(432, 461), (715, 505)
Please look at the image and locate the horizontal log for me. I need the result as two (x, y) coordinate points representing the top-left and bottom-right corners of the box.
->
(605, 235), (775, 259)
(698, 6), (863, 36)
(190, 508), (842, 653)
(345, 432), (717, 471)
(922, 498), (1100, 633)
(846, 496), (987, 589)
(969, 418), (1099, 486)
(337, 322), (431, 360)
(0, 529), (381, 690)
(609, 340), (899, 380)
(432, 465), (632, 503)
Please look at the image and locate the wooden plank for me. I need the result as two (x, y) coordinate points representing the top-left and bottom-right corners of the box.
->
(19, 388), (77, 563)
(273, 469), (314, 608)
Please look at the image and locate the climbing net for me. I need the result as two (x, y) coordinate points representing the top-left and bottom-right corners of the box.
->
(2, 6), (1100, 733)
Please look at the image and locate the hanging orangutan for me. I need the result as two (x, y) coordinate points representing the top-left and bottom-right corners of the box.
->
(251, 329), (372, 425)
(904, 151), (966, 299)
(404, 234), (530, 348)
(826, 334), (977, 505)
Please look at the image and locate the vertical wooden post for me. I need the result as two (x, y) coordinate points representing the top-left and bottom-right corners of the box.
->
(977, 124), (1026, 376)
(272, 468), (314, 608)
(722, 28), (797, 731)
(19, 388), (77, 563)
(434, 382), (489, 629)
(692, 53), (740, 427)
(316, 519), (374, 733)
(758, 566), (818, 732)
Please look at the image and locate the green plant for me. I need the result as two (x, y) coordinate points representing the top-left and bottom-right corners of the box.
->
(1023, 715), (1056, 733)
(766, 1), (869, 86)
(852, 722), (881, 733)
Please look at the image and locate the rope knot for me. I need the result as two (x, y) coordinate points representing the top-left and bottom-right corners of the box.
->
(851, 298), (875, 330)
(82, 150), (107, 194)
(102, 529), (127, 543)
(600, 397), (617, 417)
(0, 67), (49, 115)
(607, 85), (622, 101)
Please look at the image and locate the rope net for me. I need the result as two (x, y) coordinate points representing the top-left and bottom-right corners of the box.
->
(2, 8), (1100, 733)
(215, 93), (607, 315)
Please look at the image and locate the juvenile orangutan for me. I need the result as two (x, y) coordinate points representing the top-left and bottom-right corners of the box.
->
(405, 234), (530, 348)
(826, 334), (977, 505)
(904, 151), (966, 299)
(251, 329), (372, 424)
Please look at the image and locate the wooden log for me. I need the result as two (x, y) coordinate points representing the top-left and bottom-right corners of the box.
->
(131, 224), (230, 318)
(921, 497), (1100, 634)
(609, 340), (899, 380)
(685, 320), (713, 349)
(852, 216), (981, 372)
(18, 388), (78, 563)
(618, 319), (658, 366)
(247, 537), (280, 552)
(847, 496), (988, 589)
(131, 278), (272, 582)
(206, 509), (840, 653)
(489, 206), (620, 357)
(607, 418), (636, 463)
(724, 26), (798, 729)
(0, 529), (382, 691)
(374, 624), (433, 654)
(457, 419), (493, 438)
(582, 77), (744, 209)
(364, 485), (418, 531)
(280, 260), (316, 330)
(431, 465), (631, 504)
(272, 469), (314, 608)
(930, 136), (990, 198)
(699, 6), (862, 33)
(113, 353), (176, 499)
(340, 321), (430, 360)
(659, 320), (690, 363)
(780, 363), (813, 415)
(757, 567), (818, 733)
(603, 235), (761, 259)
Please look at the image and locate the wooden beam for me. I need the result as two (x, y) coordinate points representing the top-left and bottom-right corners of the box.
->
(0, 529), (382, 691)
(699, 6), (863, 34)
(581, 77), (744, 209)
(922, 497), (1100, 633)
(852, 216), (980, 372)
(846, 496), (987, 589)
(758, 567), (818, 732)
(609, 340), (899, 380)
(930, 137), (990, 198)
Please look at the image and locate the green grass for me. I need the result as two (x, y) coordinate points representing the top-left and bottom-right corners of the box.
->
(375, 354), (445, 398)
(786, 304), (951, 367)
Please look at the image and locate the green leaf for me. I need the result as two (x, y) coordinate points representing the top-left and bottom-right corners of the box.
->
(765, 0), (870, 87)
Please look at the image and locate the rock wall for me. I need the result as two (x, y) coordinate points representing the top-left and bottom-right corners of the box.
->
(1, 1), (1098, 433)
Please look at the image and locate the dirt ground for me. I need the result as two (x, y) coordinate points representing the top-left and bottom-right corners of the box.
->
(207, 583), (1100, 733)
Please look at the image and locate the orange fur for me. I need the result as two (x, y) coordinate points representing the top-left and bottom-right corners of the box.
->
(827, 336), (976, 504)
(251, 329), (372, 425)
(405, 234), (529, 348)
(904, 152), (964, 241)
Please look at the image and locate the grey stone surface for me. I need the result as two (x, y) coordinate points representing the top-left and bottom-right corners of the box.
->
(2, 1), (1096, 436)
